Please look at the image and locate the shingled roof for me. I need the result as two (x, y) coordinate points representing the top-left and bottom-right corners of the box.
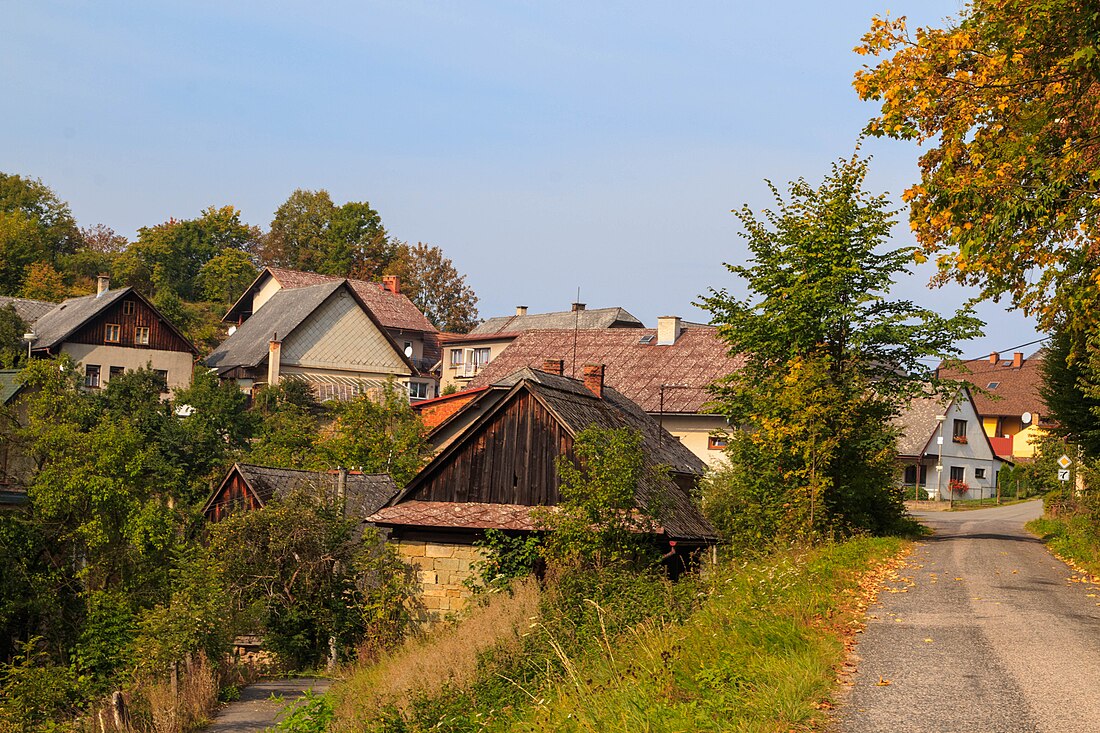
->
(937, 351), (1046, 418)
(373, 368), (716, 542)
(0, 296), (56, 326)
(467, 307), (643, 336)
(224, 267), (437, 334)
(893, 394), (951, 458)
(202, 463), (399, 520)
(0, 370), (23, 406)
(466, 326), (742, 413)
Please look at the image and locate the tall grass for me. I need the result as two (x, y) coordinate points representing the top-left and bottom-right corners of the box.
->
(328, 537), (904, 733)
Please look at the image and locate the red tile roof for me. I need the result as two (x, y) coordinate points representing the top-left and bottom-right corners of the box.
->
(937, 351), (1046, 419)
(465, 326), (742, 413)
(266, 267), (436, 334)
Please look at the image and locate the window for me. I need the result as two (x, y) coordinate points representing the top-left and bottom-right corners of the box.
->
(109, 366), (124, 381)
(135, 326), (150, 345)
(105, 324), (120, 343)
(154, 370), (169, 389)
(473, 347), (491, 368)
(85, 364), (101, 388)
(950, 466), (965, 483)
(450, 349), (464, 366)
(408, 381), (430, 400)
(975, 468), (986, 480)
(122, 301), (135, 316)
(952, 419), (968, 443)
(460, 347), (492, 378)
(987, 381), (1000, 389)
(707, 435), (728, 450)
(904, 465), (918, 485)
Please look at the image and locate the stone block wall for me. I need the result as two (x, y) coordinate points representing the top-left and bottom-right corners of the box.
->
(394, 539), (487, 617)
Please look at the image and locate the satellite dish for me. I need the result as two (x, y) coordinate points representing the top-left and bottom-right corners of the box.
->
(1022, 412), (1032, 425)
(227, 325), (237, 336)
(404, 345), (414, 357)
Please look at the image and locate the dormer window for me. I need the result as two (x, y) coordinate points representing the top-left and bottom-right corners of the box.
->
(105, 324), (120, 343)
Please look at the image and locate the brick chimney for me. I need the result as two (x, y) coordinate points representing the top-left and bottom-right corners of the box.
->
(657, 316), (682, 346)
(516, 305), (528, 316)
(542, 358), (564, 375)
(1012, 351), (1023, 368)
(989, 352), (1000, 364)
(582, 364), (604, 399)
(571, 302), (586, 312)
(382, 275), (400, 294)
(268, 332), (281, 386)
(96, 274), (110, 297)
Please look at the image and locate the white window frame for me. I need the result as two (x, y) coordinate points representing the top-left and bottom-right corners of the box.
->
(135, 326), (150, 345)
(408, 381), (430, 400)
(85, 364), (101, 388)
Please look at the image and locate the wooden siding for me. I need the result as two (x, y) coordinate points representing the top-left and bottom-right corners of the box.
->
(413, 391), (574, 505)
(68, 295), (193, 353)
(205, 472), (262, 521)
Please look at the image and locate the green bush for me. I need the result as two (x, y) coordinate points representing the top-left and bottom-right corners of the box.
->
(0, 638), (89, 732)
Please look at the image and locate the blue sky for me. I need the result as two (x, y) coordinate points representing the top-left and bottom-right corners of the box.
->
(3, 1), (1041, 358)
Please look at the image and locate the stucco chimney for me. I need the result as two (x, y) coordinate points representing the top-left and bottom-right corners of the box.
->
(989, 352), (1000, 364)
(542, 358), (564, 375)
(96, 275), (110, 297)
(582, 364), (604, 399)
(382, 275), (400, 294)
(657, 316), (682, 346)
(1012, 351), (1023, 368)
(516, 305), (528, 316)
(268, 333), (281, 386)
(571, 302), (586, 312)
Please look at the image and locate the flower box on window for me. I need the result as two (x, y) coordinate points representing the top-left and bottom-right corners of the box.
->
(952, 435), (968, 444)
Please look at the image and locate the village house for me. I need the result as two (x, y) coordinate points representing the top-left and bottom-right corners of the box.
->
(206, 280), (421, 401)
(937, 351), (1047, 462)
(455, 317), (742, 466)
(438, 303), (644, 392)
(370, 365), (718, 617)
(895, 387), (1011, 501)
(0, 276), (199, 393)
(222, 267), (440, 400)
(201, 463), (398, 524)
(0, 371), (30, 507)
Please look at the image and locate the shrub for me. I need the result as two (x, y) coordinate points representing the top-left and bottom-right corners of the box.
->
(0, 638), (89, 732)
(464, 528), (542, 594)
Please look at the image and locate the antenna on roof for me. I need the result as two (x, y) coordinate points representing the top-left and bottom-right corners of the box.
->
(572, 286), (580, 378)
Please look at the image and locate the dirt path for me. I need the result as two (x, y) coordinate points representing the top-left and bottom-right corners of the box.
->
(837, 500), (1100, 732)
(205, 678), (331, 732)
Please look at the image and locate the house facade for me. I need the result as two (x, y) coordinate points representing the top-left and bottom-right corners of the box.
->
(463, 317), (742, 466)
(223, 268), (440, 400)
(207, 280), (417, 400)
(439, 303), (644, 392)
(895, 388), (1011, 500)
(937, 351), (1047, 461)
(371, 366), (717, 617)
(2, 278), (198, 392)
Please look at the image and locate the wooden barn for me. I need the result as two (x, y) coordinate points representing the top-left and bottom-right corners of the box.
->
(202, 463), (398, 524)
(369, 365), (717, 616)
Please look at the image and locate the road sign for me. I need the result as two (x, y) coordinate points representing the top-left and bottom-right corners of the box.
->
(1058, 454), (1073, 469)
(1058, 469), (1071, 482)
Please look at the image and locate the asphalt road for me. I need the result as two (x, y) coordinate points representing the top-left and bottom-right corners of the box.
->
(205, 678), (331, 732)
(838, 500), (1100, 733)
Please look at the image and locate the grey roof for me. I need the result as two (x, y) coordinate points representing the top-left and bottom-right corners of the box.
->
(893, 393), (953, 457)
(206, 282), (344, 372)
(0, 296), (56, 326)
(0, 370), (23, 406)
(28, 288), (130, 351)
(206, 463), (399, 520)
(467, 307), (644, 336)
(399, 367), (716, 541)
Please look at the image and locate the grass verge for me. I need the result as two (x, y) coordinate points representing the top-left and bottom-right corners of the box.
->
(329, 536), (905, 732)
(1027, 514), (1100, 574)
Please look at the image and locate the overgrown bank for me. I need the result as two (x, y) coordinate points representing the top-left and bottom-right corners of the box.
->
(327, 536), (905, 732)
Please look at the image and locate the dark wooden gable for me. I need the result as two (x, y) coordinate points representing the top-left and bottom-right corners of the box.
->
(408, 387), (575, 506)
(203, 467), (263, 522)
(68, 294), (195, 353)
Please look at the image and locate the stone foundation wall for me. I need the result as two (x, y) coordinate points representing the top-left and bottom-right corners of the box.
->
(394, 540), (487, 617)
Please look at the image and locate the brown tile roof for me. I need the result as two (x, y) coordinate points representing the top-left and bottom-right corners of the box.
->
(465, 327), (743, 414)
(937, 351), (1046, 418)
(468, 307), (643, 336)
(368, 501), (542, 531)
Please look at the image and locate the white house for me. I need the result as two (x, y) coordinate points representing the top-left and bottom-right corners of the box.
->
(895, 388), (1012, 501)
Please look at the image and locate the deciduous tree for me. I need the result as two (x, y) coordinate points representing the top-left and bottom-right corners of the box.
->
(386, 241), (480, 332)
(0, 174), (80, 295)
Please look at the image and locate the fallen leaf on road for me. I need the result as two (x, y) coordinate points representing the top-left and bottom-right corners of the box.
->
(876, 677), (892, 686)
(1012, 570), (1019, 574)
(954, 577), (963, 581)
(924, 638), (934, 643)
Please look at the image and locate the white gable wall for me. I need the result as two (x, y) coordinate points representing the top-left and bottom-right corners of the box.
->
(281, 289), (410, 377)
(916, 394), (1005, 499)
(251, 274), (284, 313)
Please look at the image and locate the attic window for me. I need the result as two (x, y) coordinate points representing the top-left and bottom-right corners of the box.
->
(105, 324), (120, 343)
(639, 335), (656, 345)
(987, 381), (1000, 389)
(1001, 360), (1013, 367)
(123, 301), (135, 316)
